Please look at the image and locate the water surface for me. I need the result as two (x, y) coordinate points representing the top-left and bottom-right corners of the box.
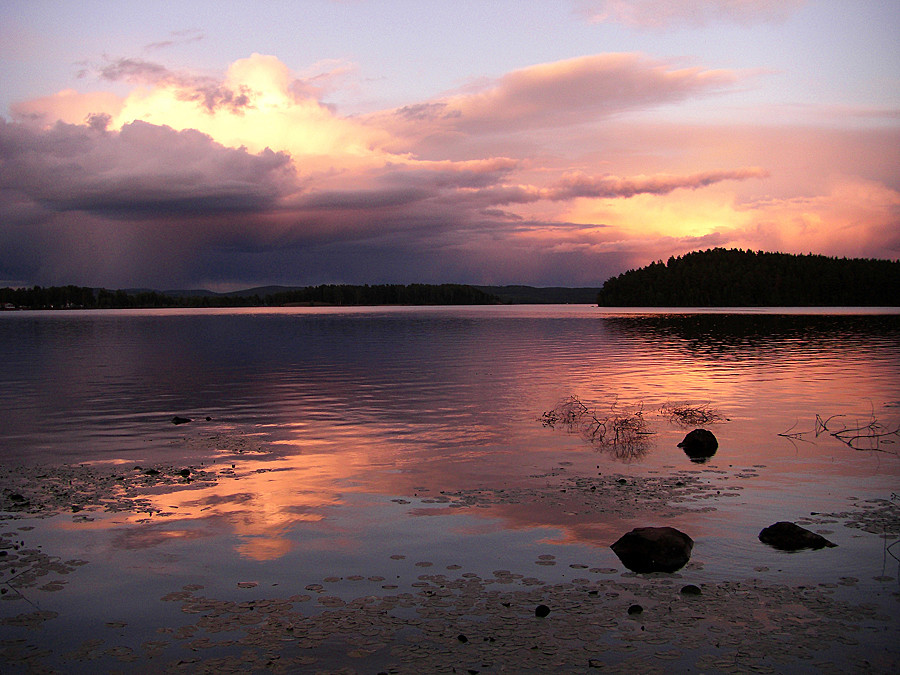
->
(1, 305), (898, 671)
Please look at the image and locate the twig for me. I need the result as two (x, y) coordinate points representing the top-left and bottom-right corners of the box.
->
(541, 395), (653, 460)
(781, 409), (899, 455)
(659, 402), (723, 427)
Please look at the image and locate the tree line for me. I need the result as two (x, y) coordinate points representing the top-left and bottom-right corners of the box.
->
(0, 283), (499, 309)
(596, 248), (900, 307)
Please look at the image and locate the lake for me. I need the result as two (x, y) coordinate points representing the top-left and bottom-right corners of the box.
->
(1, 305), (898, 673)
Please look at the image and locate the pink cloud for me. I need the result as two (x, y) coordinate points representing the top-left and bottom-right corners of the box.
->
(11, 89), (124, 127)
(734, 178), (900, 259)
(377, 53), (741, 140)
(545, 167), (769, 200)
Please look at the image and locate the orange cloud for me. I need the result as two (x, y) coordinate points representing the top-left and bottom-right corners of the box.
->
(736, 178), (900, 258)
(108, 54), (394, 169)
(554, 176), (900, 264)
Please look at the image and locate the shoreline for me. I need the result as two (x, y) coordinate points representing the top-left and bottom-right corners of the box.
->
(1, 459), (898, 673)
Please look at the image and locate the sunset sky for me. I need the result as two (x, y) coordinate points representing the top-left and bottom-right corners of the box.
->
(1, 0), (898, 290)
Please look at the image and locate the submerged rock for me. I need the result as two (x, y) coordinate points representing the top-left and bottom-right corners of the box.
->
(678, 428), (718, 463)
(611, 526), (694, 573)
(758, 521), (837, 551)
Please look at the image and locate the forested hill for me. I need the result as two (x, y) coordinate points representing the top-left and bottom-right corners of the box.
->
(0, 283), (499, 309)
(596, 249), (900, 307)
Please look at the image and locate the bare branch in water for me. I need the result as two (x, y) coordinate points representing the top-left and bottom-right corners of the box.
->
(541, 395), (653, 461)
(658, 402), (724, 427)
(779, 406), (899, 454)
(777, 419), (810, 442)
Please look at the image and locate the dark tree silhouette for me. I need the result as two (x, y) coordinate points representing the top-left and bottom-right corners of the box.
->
(597, 248), (900, 307)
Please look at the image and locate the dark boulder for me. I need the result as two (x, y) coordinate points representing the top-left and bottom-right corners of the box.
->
(678, 428), (718, 463)
(172, 416), (192, 425)
(758, 521), (837, 551)
(611, 526), (694, 573)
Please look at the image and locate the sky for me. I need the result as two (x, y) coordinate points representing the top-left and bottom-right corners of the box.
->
(1, 0), (898, 291)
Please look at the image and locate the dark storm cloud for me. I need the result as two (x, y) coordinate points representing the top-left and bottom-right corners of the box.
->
(298, 187), (432, 211)
(0, 112), (779, 290)
(0, 118), (296, 219)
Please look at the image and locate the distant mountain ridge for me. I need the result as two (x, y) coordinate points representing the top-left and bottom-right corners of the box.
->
(597, 248), (900, 307)
(158, 285), (601, 304)
(2, 284), (500, 309)
(160, 285), (601, 304)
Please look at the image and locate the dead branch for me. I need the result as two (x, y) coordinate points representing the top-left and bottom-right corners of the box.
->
(659, 401), (724, 427)
(541, 395), (653, 460)
(777, 419), (810, 441)
(780, 410), (899, 454)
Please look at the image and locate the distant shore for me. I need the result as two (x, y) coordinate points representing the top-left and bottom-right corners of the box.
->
(0, 283), (602, 310)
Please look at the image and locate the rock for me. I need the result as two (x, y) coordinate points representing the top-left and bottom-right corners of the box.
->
(457, 634), (468, 643)
(172, 416), (192, 425)
(611, 526), (694, 573)
(680, 584), (702, 596)
(627, 604), (643, 615)
(678, 428), (718, 463)
(535, 604), (550, 617)
(758, 521), (837, 551)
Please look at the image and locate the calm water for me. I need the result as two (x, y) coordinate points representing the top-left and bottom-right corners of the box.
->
(1, 305), (899, 671)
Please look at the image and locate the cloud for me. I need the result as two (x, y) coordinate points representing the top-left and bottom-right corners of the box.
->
(95, 57), (254, 114)
(102, 54), (393, 167)
(10, 89), (125, 127)
(2, 51), (896, 290)
(579, 0), (807, 29)
(453, 167), (768, 208)
(545, 167), (768, 200)
(144, 28), (205, 51)
(0, 118), (296, 219)
(378, 54), (739, 140)
(97, 57), (173, 85)
(735, 178), (900, 258)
